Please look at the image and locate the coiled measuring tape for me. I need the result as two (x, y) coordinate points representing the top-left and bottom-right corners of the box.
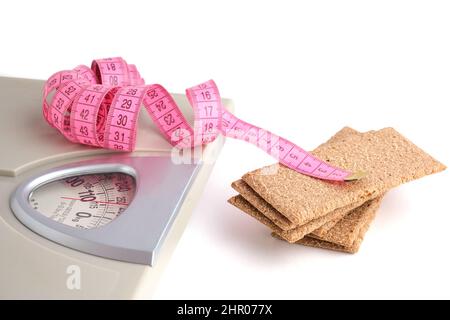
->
(43, 57), (363, 182)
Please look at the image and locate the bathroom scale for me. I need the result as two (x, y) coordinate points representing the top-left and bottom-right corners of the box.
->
(0, 76), (233, 299)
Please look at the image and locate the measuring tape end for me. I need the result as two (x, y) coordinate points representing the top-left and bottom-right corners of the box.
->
(344, 171), (367, 181)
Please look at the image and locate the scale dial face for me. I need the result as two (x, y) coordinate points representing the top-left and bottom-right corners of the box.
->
(29, 173), (135, 229)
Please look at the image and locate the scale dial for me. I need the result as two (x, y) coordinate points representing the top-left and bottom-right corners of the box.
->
(29, 173), (135, 229)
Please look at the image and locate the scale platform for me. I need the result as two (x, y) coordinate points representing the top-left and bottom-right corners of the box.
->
(0, 77), (233, 299)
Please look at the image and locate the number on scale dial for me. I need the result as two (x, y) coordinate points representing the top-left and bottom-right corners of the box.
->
(29, 173), (135, 229)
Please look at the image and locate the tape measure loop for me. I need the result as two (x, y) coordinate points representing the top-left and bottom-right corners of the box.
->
(42, 57), (360, 182)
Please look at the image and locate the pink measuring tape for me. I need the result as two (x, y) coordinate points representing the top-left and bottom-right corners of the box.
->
(43, 57), (362, 182)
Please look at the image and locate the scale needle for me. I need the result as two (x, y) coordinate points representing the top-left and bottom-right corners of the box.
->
(60, 196), (128, 205)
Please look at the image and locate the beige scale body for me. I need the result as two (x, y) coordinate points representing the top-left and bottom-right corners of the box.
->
(0, 77), (233, 299)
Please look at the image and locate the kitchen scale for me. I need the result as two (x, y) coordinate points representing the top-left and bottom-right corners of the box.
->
(0, 76), (233, 299)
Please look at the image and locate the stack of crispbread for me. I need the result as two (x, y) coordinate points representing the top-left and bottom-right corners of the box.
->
(228, 127), (446, 253)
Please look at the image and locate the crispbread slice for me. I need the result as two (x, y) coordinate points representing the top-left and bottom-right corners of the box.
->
(242, 128), (446, 234)
(307, 196), (383, 247)
(228, 194), (381, 253)
(311, 217), (342, 237)
(228, 195), (357, 243)
(295, 237), (362, 253)
(293, 199), (379, 253)
(230, 127), (362, 232)
(231, 179), (294, 230)
(276, 199), (366, 242)
(228, 195), (282, 232)
(232, 179), (373, 242)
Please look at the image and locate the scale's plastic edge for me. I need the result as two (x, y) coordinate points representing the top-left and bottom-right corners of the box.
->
(8, 163), (155, 265)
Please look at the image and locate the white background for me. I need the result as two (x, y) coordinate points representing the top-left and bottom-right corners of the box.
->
(1, 0), (449, 299)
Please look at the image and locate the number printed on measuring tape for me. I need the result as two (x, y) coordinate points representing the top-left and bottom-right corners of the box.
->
(43, 57), (362, 182)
